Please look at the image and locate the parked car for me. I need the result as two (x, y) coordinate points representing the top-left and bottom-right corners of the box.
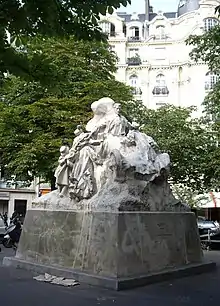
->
(197, 219), (219, 235)
(197, 219), (218, 228)
(197, 218), (220, 250)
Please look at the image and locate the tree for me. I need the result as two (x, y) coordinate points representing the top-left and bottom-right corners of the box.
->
(0, 36), (132, 187)
(172, 184), (209, 209)
(0, 0), (131, 78)
(122, 102), (217, 192)
(186, 23), (220, 191)
(186, 26), (220, 115)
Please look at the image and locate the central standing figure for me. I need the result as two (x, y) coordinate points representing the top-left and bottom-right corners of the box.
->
(67, 97), (126, 200)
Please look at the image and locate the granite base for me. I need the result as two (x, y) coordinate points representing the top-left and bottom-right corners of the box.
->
(3, 256), (215, 290)
(3, 210), (214, 290)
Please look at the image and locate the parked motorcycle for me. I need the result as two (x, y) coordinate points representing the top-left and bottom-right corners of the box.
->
(2, 216), (22, 250)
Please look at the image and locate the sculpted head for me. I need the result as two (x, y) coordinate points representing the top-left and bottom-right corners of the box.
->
(114, 103), (121, 114)
(60, 145), (69, 155)
(91, 97), (115, 116)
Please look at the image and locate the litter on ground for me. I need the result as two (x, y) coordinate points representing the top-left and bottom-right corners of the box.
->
(33, 273), (79, 287)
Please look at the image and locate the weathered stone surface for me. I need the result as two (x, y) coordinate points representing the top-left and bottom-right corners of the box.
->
(15, 210), (202, 280)
(40, 97), (189, 212)
(5, 98), (213, 290)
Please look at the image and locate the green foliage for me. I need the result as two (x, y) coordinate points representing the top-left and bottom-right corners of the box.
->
(172, 185), (209, 209)
(215, 5), (220, 16)
(186, 24), (220, 192)
(0, 36), (132, 184)
(122, 102), (217, 192)
(187, 26), (220, 117)
(0, 0), (131, 77)
(187, 26), (220, 74)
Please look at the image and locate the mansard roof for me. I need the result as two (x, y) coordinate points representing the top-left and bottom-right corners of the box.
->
(177, 0), (200, 17)
(116, 12), (177, 23)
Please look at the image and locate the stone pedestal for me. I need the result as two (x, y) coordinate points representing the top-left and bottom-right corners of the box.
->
(3, 210), (215, 290)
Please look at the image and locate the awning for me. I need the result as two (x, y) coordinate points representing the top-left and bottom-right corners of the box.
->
(199, 192), (220, 208)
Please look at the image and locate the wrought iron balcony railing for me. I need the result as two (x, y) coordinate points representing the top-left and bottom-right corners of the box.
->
(152, 86), (169, 96)
(127, 57), (142, 66)
(132, 87), (142, 95)
(128, 36), (141, 42)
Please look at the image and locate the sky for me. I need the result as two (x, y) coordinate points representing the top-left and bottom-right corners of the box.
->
(118, 0), (180, 13)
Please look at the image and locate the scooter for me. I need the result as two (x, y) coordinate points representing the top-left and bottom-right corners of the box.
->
(2, 217), (22, 250)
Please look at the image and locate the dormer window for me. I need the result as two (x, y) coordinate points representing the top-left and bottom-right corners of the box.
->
(128, 26), (140, 41)
(100, 21), (116, 37)
(156, 25), (166, 39)
(179, 0), (186, 8)
(131, 12), (139, 20)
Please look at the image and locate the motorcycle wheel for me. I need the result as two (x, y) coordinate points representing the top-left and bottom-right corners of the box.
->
(2, 238), (13, 248)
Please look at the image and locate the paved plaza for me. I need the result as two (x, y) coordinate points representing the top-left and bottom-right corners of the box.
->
(0, 248), (220, 306)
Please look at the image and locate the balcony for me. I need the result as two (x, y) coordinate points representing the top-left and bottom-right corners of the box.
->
(154, 34), (169, 40)
(127, 56), (142, 66)
(109, 31), (116, 37)
(132, 87), (142, 95)
(128, 36), (141, 42)
(152, 86), (169, 96)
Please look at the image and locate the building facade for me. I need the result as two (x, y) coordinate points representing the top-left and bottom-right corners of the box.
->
(99, 0), (220, 114)
(0, 177), (50, 220)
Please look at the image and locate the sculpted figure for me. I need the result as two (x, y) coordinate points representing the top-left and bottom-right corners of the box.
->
(51, 97), (188, 211)
(68, 98), (119, 200)
(54, 145), (73, 197)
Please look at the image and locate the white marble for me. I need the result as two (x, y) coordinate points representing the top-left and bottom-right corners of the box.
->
(34, 97), (189, 212)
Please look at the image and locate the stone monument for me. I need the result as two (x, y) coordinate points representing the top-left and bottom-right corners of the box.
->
(3, 97), (215, 290)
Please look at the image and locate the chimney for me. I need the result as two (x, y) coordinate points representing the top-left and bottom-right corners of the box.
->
(145, 0), (150, 21)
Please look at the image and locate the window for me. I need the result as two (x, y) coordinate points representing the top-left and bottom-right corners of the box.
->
(123, 24), (127, 36)
(14, 199), (27, 223)
(129, 48), (139, 58)
(129, 75), (142, 95)
(109, 44), (115, 52)
(100, 22), (110, 34)
(156, 25), (166, 39)
(204, 18), (219, 32)
(156, 74), (166, 86)
(152, 74), (169, 96)
(127, 50), (141, 65)
(128, 26), (140, 41)
(178, 67), (183, 83)
(129, 75), (138, 87)
(205, 71), (219, 90)
(100, 22), (115, 36)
